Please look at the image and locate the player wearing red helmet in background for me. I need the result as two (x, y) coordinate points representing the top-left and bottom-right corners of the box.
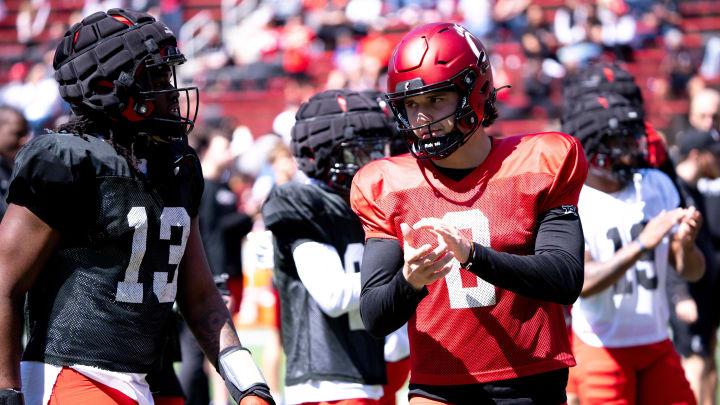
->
(0, 9), (273, 405)
(350, 22), (588, 404)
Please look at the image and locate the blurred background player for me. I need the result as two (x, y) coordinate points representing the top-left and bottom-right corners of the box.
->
(0, 9), (273, 405)
(351, 22), (587, 404)
(359, 89), (411, 405)
(563, 61), (720, 405)
(180, 127), (254, 405)
(560, 61), (715, 404)
(262, 89), (398, 405)
(561, 90), (704, 405)
(673, 128), (720, 405)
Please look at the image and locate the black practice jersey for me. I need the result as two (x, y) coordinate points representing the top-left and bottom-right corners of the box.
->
(7, 133), (203, 373)
(262, 181), (386, 386)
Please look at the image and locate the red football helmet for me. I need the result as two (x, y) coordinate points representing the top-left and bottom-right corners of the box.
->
(386, 23), (496, 159)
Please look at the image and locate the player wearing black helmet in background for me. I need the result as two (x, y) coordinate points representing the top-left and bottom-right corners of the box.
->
(262, 89), (395, 405)
(561, 90), (703, 405)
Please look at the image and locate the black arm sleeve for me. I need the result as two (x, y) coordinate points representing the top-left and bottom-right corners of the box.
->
(467, 205), (585, 305)
(359, 206), (585, 338)
(359, 238), (427, 338)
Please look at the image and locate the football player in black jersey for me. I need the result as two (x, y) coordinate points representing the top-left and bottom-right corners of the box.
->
(0, 9), (272, 405)
(261, 89), (395, 404)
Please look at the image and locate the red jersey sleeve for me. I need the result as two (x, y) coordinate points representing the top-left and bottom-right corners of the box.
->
(350, 162), (397, 240)
(539, 132), (588, 212)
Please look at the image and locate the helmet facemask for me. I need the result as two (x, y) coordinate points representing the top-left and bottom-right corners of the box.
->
(126, 45), (198, 140)
(327, 131), (391, 193)
(588, 128), (646, 186)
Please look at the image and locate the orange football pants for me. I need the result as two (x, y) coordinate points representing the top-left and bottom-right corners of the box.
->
(570, 333), (696, 405)
(409, 396), (566, 405)
(48, 367), (183, 405)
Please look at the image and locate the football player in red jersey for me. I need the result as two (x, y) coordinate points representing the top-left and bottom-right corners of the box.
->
(0, 9), (273, 405)
(350, 22), (588, 404)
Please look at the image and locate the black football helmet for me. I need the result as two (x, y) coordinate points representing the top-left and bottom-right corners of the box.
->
(53, 8), (198, 138)
(291, 89), (394, 194)
(562, 91), (646, 185)
(563, 63), (643, 109)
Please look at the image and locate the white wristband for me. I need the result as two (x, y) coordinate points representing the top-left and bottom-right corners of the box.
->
(218, 346), (267, 392)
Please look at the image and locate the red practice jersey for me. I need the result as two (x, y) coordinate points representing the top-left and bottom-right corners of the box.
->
(351, 132), (587, 385)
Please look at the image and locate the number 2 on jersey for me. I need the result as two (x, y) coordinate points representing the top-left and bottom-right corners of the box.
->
(439, 210), (496, 309)
(116, 206), (191, 303)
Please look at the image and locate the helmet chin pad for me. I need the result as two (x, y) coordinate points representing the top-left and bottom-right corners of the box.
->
(401, 105), (480, 160)
(409, 128), (466, 160)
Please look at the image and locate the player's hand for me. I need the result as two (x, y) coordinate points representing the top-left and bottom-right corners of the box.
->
(675, 298), (698, 324)
(413, 217), (473, 264)
(638, 208), (685, 250)
(673, 206), (703, 249)
(400, 222), (455, 291)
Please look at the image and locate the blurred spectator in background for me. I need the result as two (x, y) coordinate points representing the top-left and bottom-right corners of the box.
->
(18, 62), (62, 133)
(521, 4), (564, 118)
(458, 0), (494, 39)
(16, 0), (49, 44)
(662, 28), (702, 99)
(0, 62), (62, 134)
(596, 0), (636, 61)
(82, 0), (123, 17)
(0, 106), (29, 220)
(159, 0), (183, 36)
(280, 15), (315, 77)
(271, 75), (315, 144)
(673, 88), (720, 154)
(493, 0), (530, 41)
(266, 141), (298, 187)
(689, 89), (720, 134)
(555, 0), (603, 71)
(700, 37), (720, 82)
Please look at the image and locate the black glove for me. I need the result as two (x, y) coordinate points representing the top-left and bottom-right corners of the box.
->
(0, 389), (23, 405)
(217, 346), (275, 405)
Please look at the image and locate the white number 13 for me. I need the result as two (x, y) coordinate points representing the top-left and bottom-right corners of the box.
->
(116, 206), (190, 304)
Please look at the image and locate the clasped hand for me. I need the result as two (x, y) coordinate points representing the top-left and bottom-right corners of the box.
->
(401, 218), (473, 291)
